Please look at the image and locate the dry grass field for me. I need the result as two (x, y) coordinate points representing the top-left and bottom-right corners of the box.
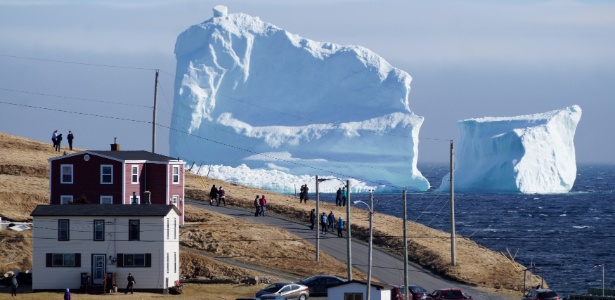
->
(0, 132), (543, 299)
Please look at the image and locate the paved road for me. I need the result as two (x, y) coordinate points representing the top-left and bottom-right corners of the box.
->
(187, 200), (516, 300)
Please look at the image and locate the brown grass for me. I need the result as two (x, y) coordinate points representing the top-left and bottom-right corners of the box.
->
(0, 131), (544, 298)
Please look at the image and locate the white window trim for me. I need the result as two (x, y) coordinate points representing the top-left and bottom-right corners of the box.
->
(100, 165), (113, 184)
(172, 165), (180, 184)
(129, 195), (140, 205)
(131, 165), (139, 184)
(170, 195), (179, 206)
(100, 195), (113, 205)
(60, 164), (73, 184)
(60, 195), (73, 205)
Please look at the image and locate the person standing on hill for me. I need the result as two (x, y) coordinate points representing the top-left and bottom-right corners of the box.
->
(309, 209), (316, 230)
(299, 184), (305, 203)
(254, 195), (261, 217)
(341, 187), (347, 206)
(10, 273), (17, 296)
(259, 194), (267, 216)
(55, 132), (63, 152)
(209, 185), (218, 205)
(63, 288), (71, 300)
(321, 212), (327, 234)
(327, 211), (335, 233)
(51, 130), (58, 149)
(336, 187), (342, 206)
(337, 217), (344, 238)
(67, 130), (74, 150)
(217, 186), (226, 206)
(304, 184), (309, 201)
(125, 272), (136, 294)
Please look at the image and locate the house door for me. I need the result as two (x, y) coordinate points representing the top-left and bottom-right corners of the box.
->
(92, 254), (106, 285)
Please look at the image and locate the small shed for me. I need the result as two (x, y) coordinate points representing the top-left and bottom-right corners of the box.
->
(328, 280), (393, 300)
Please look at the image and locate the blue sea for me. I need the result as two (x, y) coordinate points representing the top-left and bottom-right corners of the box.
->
(318, 163), (615, 297)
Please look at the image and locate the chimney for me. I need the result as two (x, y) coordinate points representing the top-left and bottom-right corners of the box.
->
(111, 137), (120, 151)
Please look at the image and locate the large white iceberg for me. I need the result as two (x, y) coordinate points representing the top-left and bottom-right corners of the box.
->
(170, 6), (429, 192)
(439, 105), (582, 194)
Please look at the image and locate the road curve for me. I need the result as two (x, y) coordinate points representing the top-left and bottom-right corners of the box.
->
(187, 200), (516, 300)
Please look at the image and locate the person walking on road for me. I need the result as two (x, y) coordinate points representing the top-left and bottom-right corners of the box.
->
(259, 194), (267, 216)
(209, 185), (218, 205)
(327, 211), (335, 233)
(309, 209), (316, 230)
(321, 212), (327, 234)
(217, 186), (226, 206)
(337, 217), (344, 238)
(254, 195), (261, 217)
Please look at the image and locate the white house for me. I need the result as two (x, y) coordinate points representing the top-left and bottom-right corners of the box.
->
(328, 280), (393, 300)
(30, 204), (180, 293)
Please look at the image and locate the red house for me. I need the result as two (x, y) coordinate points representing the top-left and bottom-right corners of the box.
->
(48, 148), (185, 224)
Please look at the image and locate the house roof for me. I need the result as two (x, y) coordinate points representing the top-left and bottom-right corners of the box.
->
(31, 204), (180, 217)
(88, 150), (182, 162)
(48, 150), (184, 163)
(329, 280), (394, 290)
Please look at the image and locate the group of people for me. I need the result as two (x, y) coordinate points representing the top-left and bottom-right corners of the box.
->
(299, 184), (309, 203)
(51, 130), (75, 152)
(310, 209), (345, 237)
(209, 184), (226, 206)
(335, 187), (348, 206)
(253, 194), (267, 216)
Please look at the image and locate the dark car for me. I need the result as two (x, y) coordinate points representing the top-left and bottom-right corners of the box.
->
(258, 295), (288, 300)
(296, 274), (346, 297)
(427, 288), (473, 300)
(392, 285), (428, 300)
(522, 288), (560, 300)
(255, 282), (309, 300)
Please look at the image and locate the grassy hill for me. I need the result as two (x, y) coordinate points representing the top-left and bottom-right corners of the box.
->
(0, 131), (542, 298)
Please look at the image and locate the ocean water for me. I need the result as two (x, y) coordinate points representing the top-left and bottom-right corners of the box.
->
(318, 163), (615, 297)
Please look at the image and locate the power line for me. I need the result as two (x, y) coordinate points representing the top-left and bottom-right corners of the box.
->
(0, 87), (152, 108)
(0, 53), (156, 71)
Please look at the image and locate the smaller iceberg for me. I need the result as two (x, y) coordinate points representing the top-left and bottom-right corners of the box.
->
(439, 105), (582, 194)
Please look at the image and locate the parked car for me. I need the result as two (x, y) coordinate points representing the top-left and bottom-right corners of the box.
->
(392, 285), (428, 299)
(296, 274), (346, 296)
(522, 288), (560, 300)
(255, 282), (309, 300)
(427, 288), (473, 300)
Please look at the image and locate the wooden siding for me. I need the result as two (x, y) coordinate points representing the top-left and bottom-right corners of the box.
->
(32, 211), (180, 291)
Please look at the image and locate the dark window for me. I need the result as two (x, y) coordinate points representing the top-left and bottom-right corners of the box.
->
(117, 253), (151, 268)
(101, 165), (113, 184)
(58, 219), (69, 241)
(172, 166), (180, 183)
(344, 293), (362, 300)
(60, 164), (73, 184)
(131, 165), (139, 183)
(94, 220), (105, 241)
(46, 253), (81, 267)
(128, 220), (140, 241)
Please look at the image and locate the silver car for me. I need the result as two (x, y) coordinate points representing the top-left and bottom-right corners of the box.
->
(255, 282), (309, 300)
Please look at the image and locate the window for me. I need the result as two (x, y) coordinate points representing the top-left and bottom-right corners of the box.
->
(131, 165), (139, 184)
(61, 164), (73, 184)
(172, 165), (180, 184)
(94, 220), (105, 241)
(58, 219), (69, 241)
(166, 218), (170, 240)
(46, 253), (80, 267)
(60, 195), (73, 205)
(344, 293), (363, 300)
(100, 196), (113, 205)
(128, 220), (140, 241)
(101, 165), (113, 184)
(174, 252), (177, 273)
(170, 195), (179, 206)
(166, 252), (169, 274)
(174, 218), (177, 239)
(117, 253), (151, 268)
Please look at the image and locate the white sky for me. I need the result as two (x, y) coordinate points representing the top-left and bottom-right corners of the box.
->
(0, 0), (613, 163)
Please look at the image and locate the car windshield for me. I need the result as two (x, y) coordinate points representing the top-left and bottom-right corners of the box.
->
(410, 286), (426, 293)
(298, 276), (317, 284)
(262, 283), (285, 293)
(442, 290), (464, 298)
(539, 291), (558, 298)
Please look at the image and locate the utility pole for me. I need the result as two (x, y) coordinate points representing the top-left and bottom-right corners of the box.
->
(315, 176), (320, 262)
(346, 179), (352, 280)
(403, 188), (409, 300)
(450, 140), (456, 266)
(152, 69), (159, 154)
(366, 191), (374, 300)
